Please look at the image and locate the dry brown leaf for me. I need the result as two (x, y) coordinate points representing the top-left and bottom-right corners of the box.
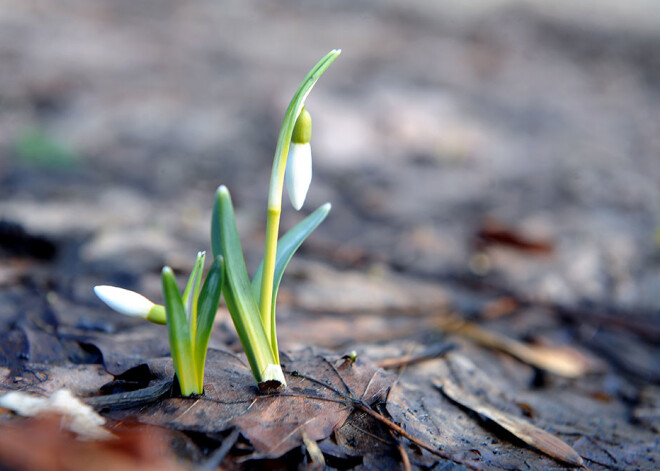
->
(301, 429), (326, 470)
(437, 315), (604, 377)
(475, 218), (554, 254)
(107, 348), (393, 458)
(435, 378), (584, 468)
(0, 416), (188, 471)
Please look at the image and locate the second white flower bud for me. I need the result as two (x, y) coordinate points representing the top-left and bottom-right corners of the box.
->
(285, 107), (313, 211)
(93, 285), (155, 319)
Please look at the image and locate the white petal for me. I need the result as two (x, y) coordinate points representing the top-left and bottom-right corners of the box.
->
(285, 142), (312, 211)
(93, 285), (154, 318)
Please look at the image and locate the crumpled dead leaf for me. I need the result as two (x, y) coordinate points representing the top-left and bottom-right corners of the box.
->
(435, 378), (584, 468)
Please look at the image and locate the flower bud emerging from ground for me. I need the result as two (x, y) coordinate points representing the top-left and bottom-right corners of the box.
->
(93, 285), (155, 319)
(286, 107), (312, 210)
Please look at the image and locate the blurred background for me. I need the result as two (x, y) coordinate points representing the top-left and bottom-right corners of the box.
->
(0, 0), (659, 372)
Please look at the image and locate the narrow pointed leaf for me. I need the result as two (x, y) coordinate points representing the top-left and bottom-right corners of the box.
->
(194, 255), (224, 392)
(252, 202), (331, 304)
(211, 186), (277, 383)
(182, 251), (206, 332)
(162, 267), (198, 396)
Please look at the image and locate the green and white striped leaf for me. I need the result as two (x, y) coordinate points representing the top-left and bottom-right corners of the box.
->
(162, 266), (198, 396)
(194, 255), (224, 392)
(211, 185), (278, 383)
(183, 251), (206, 332)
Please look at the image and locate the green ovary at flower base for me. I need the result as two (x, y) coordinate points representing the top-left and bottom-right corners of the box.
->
(94, 49), (340, 394)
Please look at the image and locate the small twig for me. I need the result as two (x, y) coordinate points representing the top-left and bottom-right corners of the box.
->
(291, 370), (482, 470)
(394, 431), (412, 471)
(198, 428), (240, 471)
(348, 411), (397, 446)
(354, 402), (481, 470)
(378, 401), (412, 471)
(375, 343), (457, 370)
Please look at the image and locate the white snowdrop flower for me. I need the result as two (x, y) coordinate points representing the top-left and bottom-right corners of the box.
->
(93, 285), (155, 319)
(285, 107), (313, 211)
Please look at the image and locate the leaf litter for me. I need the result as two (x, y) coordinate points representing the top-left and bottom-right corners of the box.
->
(104, 348), (395, 459)
(435, 378), (584, 467)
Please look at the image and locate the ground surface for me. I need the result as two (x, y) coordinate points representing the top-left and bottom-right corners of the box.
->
(0, 1), (659, 470)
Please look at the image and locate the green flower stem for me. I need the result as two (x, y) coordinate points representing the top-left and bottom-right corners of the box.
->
(259, 207), (280, 350)
(259, 49), (340, 355)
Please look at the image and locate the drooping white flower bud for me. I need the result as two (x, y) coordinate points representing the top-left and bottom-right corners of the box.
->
(93, 285), (155, 319)
(285, 107), (312, 211)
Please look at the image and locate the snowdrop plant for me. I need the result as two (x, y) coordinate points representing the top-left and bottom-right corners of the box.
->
(96, 252), (224, 396)
(94, 50), (340, 394)
(214, 49), (340, 386)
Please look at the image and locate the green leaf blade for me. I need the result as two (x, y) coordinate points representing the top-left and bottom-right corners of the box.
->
(194, 255), (224, 392)
(211, 186), (277, 383)
(162, 267), (198, 396)
(252, 202), (331, 304)
(182, 251), (206, 335)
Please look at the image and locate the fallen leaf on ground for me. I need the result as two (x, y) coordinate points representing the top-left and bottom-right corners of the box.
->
(435, 378), (584, 468)
(0, 364), (113, 397)
(475, 218), (554, 254)
(437, 315), (604, 377)
(107, 348), (394, 458)
(0, 416), (187, 471)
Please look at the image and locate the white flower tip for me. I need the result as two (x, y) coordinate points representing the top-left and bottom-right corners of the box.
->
(93, 285), (154, 319)
(286, 142), (312, 211)
(332, 48), (342, 55)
